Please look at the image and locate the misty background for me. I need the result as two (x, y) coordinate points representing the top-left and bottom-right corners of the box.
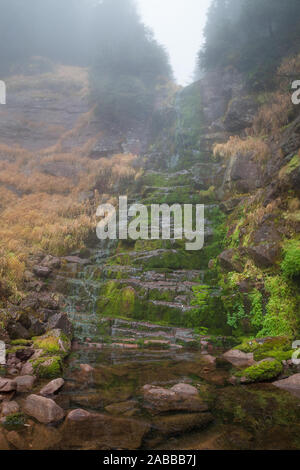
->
(136, 0), (212, 85)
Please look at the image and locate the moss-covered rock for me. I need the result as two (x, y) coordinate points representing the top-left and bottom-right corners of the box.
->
(32, 329), (71, 359)
(30, 356), (63, 379)
(236, 360), (283, 383)
(235, 336), (291, 354)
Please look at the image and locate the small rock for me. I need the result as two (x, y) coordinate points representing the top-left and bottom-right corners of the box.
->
(15, 375), (36, 393)
(202, 354), (217, 365)
(15, 348), (35, 362)
(23, 394), (65, 424)
(0, 378), (16, 392)
(1, 400), (20, 416)
(79, 364), (94, 373)
(33, 266), (52, 279)
(142, 383), (208, 415)
(40, 378), (64, 397)
(170, 383), (198, 396)
(20, 362), (34, 376)
(42, 255), (61, 270)
(222, 349), (255, 368)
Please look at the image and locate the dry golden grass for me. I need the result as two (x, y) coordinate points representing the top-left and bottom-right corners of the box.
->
(213, 135), (270, 162)
(8, 63), (90, 96)
(253, 91), (292, 135)
(0, 87), (138, 300)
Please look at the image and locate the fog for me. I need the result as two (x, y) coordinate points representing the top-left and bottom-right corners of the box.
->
(137, 0), (212, 85)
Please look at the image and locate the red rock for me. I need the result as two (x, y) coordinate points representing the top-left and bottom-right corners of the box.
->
(23, 394), (65, 424)
(40, 378), (64, 397)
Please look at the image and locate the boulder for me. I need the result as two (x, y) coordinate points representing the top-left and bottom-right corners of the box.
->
(15, 348), (35, 362)
(142, 383), (208, 415)
(251, 222), (281, 245)
(273, 373), (300, 398)
(223, 349), (255, 368)
(40, 378), (64, 397)
(41, 255), (61, 270)
(248, 243), (280, 268)
(47, 313), (73, 337)
(7, 322), (30, 340)
(61, 408), (149, 450)
(219, 249), (243, 273)
(33, 266), (52, 279)
(23, 394), (65, 424)
(20, 362), (34, 376)
(0, 378), (16, 392)
(224, 96), (259, 133)
(15, 375), (36, 393)
(1, 400), (20, 416)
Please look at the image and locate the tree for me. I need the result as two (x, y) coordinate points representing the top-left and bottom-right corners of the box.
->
(91, 0), (172, 126)
(198, 0), (300, 89)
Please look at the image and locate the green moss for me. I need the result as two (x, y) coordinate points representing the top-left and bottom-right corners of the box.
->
(33, 329), (71, 358)
(2, 413), (26, 431)
(31, 356), (63, 379)
(235, 336), (291, 354)
(236, 360), (283, 383)
(281, 154), (300, 176)
(253, 349), (293, 362)
(6, 345), (27, 354)
(249, 289), (264, 330)
(258, 276), (299, 337)
(10, 339), (32, 346)
(281, 240), (300, 280)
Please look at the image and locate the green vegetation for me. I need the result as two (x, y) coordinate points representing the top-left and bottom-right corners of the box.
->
(199, 0), (300, 89)
(2, 413), (26, 431)
(281, 240), (300, 280)
(236, 360), (283, 383)
(91, 0), (172, 126)
(258, 277), (299, 337)
(31, 356), (63, 379)
(235, 336), (293, 362)
(33, 329), (71, 358)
